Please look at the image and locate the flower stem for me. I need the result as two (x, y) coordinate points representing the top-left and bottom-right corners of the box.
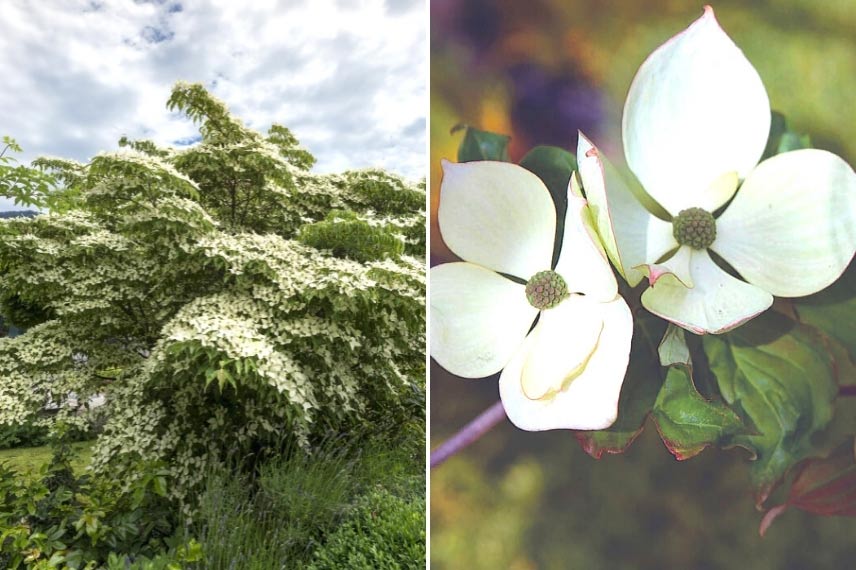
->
(840, 385), (856, 397)
(430, 400), (506, 468)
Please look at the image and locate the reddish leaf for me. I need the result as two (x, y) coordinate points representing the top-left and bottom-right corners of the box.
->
(575, 423), (647, 459)
(760, 439), (856, 536)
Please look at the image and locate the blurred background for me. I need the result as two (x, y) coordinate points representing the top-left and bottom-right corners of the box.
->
(430, 0), (856, 568)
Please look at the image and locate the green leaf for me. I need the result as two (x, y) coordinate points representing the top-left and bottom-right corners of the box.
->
(794, 261), (856, 363)
(652, 365), (745, 460)
(153, 475), (168, 497)
(762, 111), (811, 160)
(776, 131), (811, 153)
(204, 368), (217, 390)
(519, 145), (577, 208)
(657, 323), (691, 367)
(703, 311), (837, 503)
(519, 145), (577, 268)
(575, 312), (665, 458)
(451, 124), (511, 163)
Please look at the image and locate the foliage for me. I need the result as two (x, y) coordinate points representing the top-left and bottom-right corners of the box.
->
(348, 169), (425, 216)
(704, 313), (838, 502)
(0, 421), (97, 452)
(651, 364), (745, 461)
(446, 121), (856, 532)
(0, 385), (422, 570)
(0, 421), (50, 450)
(102, 540), (203, 570)
(759, 438), (856, 536)
(0, 137), (84, 212)
(0, 432), (178, 569)
(0, 137), (58, 211)
(298, 210), (405, 263)
(761, 111), (812, 160)
(307, 488), (426, 570)
(188, 430), (424, 570)
(451, 124), (510, 162)
(0, 82), (425, 513)
(189, 443), (352, 569)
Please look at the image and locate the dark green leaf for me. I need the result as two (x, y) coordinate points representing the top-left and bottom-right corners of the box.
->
(794, 261), (856, 363)
(762, 111), (787, 160)
(575, 312), (665, 458)
(451, 124), (511, 163)
(762, 111), (811, 160)
(652, 365), (745, 460)
(704, 311), (837, 503)
(519, 145), (577, 268)
(519, 145), (577, 210)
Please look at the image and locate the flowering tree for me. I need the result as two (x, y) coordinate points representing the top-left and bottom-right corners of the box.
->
(431, 7), (856, 532)
(0, 83), (425, 508)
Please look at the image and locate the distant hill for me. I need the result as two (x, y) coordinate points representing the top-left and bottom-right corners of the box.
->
(0, 210), (39, 219)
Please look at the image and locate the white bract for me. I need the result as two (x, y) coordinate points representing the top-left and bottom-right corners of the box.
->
(431, 160), (633, 431)
(578, 6), (856, 334)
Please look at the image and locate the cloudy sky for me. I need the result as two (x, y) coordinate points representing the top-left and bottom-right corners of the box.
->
(0, 0), (426, 210)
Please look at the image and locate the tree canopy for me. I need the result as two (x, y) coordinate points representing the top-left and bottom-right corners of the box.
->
(0, 83), (425, 510)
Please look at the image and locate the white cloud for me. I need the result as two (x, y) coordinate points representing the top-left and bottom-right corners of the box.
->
(0, 0), (426, 210)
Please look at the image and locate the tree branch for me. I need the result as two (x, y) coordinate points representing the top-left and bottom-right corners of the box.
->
(430, 400), (506, 468)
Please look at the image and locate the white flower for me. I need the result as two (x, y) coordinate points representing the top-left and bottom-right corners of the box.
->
(578, 6), (856, 335)
(430, 160), (633, 431)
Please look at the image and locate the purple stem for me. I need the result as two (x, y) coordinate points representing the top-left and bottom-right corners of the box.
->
(430, 400), (507, 468)
(840, 385), (856, 397)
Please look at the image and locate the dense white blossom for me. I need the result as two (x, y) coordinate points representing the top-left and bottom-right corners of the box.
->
(0, 84), (424, 509)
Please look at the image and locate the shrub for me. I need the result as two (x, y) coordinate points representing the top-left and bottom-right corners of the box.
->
(0, 435), (179, 569)
(0, 421), (49, 450)
(103, 540), (203, 570)
(308, 488), (426, 570)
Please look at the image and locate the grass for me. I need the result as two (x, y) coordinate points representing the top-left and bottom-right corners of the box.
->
(192, 441), (354, 569)
(188, 428), (425, 570)
(0, 441), (94, 476)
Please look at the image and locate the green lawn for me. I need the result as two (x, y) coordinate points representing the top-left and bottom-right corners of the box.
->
(0, 441), (95, 476)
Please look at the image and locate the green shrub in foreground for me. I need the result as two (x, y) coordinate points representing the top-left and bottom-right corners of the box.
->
(308, 488), (426, 570)
(0, 436), (178, 569)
